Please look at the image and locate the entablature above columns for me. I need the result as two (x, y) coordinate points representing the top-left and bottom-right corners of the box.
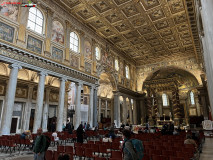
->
(0, 41), (99, 86)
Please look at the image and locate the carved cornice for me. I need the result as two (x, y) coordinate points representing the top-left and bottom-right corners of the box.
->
(118, 85), (145, 98)
(184, 0), (202, 64)
(0, 41), (98, 85)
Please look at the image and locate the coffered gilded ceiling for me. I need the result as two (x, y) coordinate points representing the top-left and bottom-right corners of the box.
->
(53, 0), (201, 65)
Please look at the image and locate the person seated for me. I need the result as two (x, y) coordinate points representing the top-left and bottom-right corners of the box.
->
(173, 128), (180, 135)
(52, 130), (59, 144)
(108, 127), (116, 139)
(20, 131), (28, 139)
(184, 134), (198, 149)
(121, 123), (125, 128)
(102, 134), (112, 142)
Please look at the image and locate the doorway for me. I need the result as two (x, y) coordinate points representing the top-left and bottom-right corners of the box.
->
(10, 118), (18, 133)
(29, 109), (35, 132)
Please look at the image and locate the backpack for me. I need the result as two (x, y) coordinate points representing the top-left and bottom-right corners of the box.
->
(41, 135), (51, 151)
(130, 139), (144, 160)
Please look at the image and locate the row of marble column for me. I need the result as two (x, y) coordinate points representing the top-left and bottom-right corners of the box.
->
(113, 92), (137, 128)
(0, 64), (97, 135)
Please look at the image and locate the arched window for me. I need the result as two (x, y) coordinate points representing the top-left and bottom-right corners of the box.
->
(95, 47), (100, 60)
(162, 93), (168, 106)
(27, 8), (44, 34)
(70, 32), (79, 52)
(115, 59), (119, 71)
(125, 65), (130, 79)
(190, 91), (195, 105)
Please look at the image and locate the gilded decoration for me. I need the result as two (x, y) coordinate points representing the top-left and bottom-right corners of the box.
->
(53, 0), (201, 65)
(15, 87), (27, 98)
(85, 62), (91, 74)
(0, 85), (4, 95)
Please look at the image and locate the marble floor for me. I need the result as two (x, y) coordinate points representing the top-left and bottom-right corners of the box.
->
(200, 138), (213, 160)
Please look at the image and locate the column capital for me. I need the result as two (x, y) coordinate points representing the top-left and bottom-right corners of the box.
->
(28, 84), (34, 89)
(60, 77), (67, 82)
(89, 85), (95, 90)
(38, 71), (48, 77)
(112, 91), (120, 96)
(9, 63), (22, 70)
(76, 81), (83, 87)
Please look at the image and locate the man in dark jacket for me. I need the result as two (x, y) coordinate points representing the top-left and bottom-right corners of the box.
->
(33, 128), (46, 160)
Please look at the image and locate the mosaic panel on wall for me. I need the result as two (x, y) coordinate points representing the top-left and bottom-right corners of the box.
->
(0, 0), (19, 21)
(84, 40), (92, 60)
(52, 47), (63, 62)
(70, 55), (79, 69)
(0, 22), (14, 43)
(27, 36), (42, 54)
(52, 20), (64, 45)
(85, 62), (91, 74)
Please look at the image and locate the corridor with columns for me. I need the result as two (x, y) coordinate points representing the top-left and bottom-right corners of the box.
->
(0, 62), (98, 135)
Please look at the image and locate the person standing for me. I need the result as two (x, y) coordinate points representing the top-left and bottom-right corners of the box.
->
(77, 124), (84, 143)
(33, 128), (46, 160)
(122, 129), (137, 160)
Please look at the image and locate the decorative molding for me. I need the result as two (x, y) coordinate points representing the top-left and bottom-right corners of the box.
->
(0, 41), (98, 85)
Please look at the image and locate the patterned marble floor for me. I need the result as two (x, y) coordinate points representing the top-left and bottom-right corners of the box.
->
(200, 138), (213, 160)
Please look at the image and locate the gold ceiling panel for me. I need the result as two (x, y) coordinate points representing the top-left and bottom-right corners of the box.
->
(54, 0), (200, 65)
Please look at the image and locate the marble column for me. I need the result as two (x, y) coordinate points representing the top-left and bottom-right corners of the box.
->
(105, 100), (108, 118)
(0, 64), (22, 135)
(93, 87), (98, 127)
(113, 91), (120, 128)
(42, 88), (50, 132)
(23, 85), (34, 131)
(74, 82), (83, 130)
(133, 99), (137, 124)
(200, 0), (213, 116)
(129, 99), (133, 124)
(89, 86), (94, 127)
(98, 98), (101, 122)
(56, 78), (66, 132)
(123, 96), (127, 124)
(63, 91), (69, 126)
(33, 72), (47, 133)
